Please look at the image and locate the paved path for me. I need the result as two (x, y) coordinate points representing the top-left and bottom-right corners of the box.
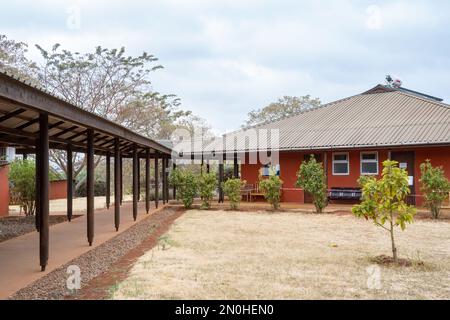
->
(0, 201), (164, 299)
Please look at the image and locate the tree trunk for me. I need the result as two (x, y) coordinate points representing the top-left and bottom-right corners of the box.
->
(389, 215), (398, 263)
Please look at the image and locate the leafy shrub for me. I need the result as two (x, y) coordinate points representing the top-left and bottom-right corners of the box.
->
(9, 160), (36, 216)
(352, 160), (416, 263)
(420, 160), (450, 219)
(259, 175), (283, 210)
(198, 172), (217, 209)
(169, 167), (198, 209)
(223, 178), (246, 210)
(296, 155), (328, 213)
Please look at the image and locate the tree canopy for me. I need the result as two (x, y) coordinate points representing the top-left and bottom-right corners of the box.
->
(243, 95), (321, 127)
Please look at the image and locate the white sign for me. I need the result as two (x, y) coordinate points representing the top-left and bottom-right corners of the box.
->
(399, 162), (408, 169)
(408, 176), (414, 186)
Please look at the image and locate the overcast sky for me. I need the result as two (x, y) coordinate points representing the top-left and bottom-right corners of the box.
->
(2, 0), (450, 133)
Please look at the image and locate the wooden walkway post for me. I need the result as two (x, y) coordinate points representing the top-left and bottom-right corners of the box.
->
(132, 146), (138, 221)
(86, 129), (95, 246)
(67, 144), (73, 222)
(114, 138), (121, 231)
(154, 152), (159, 208)
(106, 151), (111, 209)
(145, 149), (150, 214)
(38, 113), (49, 271)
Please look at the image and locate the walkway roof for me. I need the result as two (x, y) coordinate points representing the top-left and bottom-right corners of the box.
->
(0, 70), (171, 157)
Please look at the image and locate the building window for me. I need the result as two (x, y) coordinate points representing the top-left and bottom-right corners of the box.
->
(260, 164), (280, 177)
(332, 152), (349, 175)
(361, 152), (378, 175)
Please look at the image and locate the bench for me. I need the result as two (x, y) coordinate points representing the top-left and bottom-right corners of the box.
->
(328, 187), (362, 201)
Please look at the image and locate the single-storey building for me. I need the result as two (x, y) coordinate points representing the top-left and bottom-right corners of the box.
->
(176, 84), (450, 206)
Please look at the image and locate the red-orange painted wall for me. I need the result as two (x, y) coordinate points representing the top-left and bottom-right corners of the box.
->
(0, 165), (9, 217)
(49, 180), (68, 200)
(239, 147), (450, 207)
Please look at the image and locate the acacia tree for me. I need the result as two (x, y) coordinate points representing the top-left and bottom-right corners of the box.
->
(296, 155), (328, 213)
(0, 34), (38, 82)
(420, 160), (450, 219)
(243, 95), (321, 127)
(352, 160), (416, 263)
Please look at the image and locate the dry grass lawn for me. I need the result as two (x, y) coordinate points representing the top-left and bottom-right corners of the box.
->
(111, 210), (450, 300)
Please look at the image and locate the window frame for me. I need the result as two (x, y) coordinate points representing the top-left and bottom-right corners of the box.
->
(332, 152), (350, 176)
(360, 151), (379, 175)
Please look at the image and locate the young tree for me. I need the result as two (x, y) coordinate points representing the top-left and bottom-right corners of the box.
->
(420, 160), (450, 219)
(296, 155), (328, 213)
(198, 172), (218, 209)
(243, 95), (321, 127)
(223, 178), (246, 210)
(259, 175), (283, 210)
(8, 160), (36, 216)
(169, 168), (198, 209)
(352, 160), (416, 263)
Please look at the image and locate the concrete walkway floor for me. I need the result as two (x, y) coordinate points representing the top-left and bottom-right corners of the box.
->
(0, 200), (165, 299)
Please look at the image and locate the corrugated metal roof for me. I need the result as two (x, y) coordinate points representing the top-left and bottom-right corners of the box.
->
(174, 86), (450, 154)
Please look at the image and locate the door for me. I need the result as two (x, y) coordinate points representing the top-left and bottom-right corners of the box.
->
(303, 153), (322, 204)
(390, 151), (415, 205)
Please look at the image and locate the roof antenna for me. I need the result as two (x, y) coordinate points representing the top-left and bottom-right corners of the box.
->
(386, 74), (402, 88)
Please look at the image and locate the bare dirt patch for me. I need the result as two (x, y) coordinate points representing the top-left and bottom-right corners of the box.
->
(110, 210), (450, 300)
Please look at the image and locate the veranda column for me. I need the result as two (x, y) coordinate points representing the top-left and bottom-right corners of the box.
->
(154, 152), (159, 208)
(67, 144), (73, 222)
(86, 129), (95, 246)
(132, 146), (138, 221)
(38, 113), (49, 271)
(114, 138), (121, 231)
(106, 151), (111, 209)
(145, 149), (150, 214)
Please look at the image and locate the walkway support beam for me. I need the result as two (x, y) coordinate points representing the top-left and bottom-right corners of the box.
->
(137, 157), (141, 202)
(145, 149), (150, 214)
(38, 113), (49, 271)
(154, 152), (159, 208)
(162, 156), (167, 204)
(67, 144), (73, 222)
(166, 157), (170, 202)
(86, 129), (95, 246)
(35, 137), (41, 232)
(132, 146), (138, 221)
(172, 162), (177, 200)
(234, 152), (239, 178)
(106, 151), (111, 209)
(120, 155), (123, 205)
(219, 155), (224, 203)
(114, 138), (120, 231)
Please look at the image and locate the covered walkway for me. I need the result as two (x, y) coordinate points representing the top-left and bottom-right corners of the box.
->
(0, 70), (173, 271)
(0, 201), (165, 299)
